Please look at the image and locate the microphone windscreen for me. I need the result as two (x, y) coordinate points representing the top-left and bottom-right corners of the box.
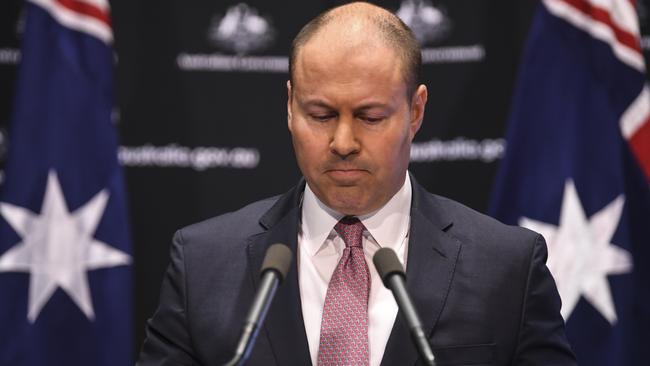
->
(373, 247), (405, 286)
(260, 243), (292, 282)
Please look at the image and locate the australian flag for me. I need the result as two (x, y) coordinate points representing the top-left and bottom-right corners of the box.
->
(490, 0), (650, 364)
(0, 0), (132, 365)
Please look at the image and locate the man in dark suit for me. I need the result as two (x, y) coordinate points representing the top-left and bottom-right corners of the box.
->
(138, 2), (576, 365)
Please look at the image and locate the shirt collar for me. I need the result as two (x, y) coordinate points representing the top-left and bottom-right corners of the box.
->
(300, 173), (412, 256)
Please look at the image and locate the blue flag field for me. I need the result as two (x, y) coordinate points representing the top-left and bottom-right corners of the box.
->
(0, 0), (132, 365)
(491, 0), (650, 365)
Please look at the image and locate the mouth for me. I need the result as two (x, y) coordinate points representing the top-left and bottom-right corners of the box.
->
(325, 169), (368, 183)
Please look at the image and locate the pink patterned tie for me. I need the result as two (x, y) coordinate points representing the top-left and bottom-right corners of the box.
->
(317, 217), (370, 366)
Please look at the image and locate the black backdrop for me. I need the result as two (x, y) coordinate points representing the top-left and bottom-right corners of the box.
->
(1, 0), (649, 358)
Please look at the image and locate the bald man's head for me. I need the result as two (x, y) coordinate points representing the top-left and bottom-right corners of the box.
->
(289, 2), (422, 99)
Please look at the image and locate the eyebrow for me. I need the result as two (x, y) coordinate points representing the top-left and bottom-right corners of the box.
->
(356, 102), (392, 111)
(298, 98), (392, 112)
(299, 99), (333, 110)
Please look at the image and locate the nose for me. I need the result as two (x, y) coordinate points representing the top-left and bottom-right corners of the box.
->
(330, 120), (360, 159)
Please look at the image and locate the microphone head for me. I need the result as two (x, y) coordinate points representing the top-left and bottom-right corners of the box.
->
(260, 243), (293, 283)
(373, 247), (406, 287)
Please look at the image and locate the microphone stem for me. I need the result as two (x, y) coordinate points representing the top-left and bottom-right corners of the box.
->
(388, 275), (436, 366)
(223, 272), (279, 366)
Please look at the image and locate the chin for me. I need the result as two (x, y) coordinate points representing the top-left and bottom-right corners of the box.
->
(327, 192), (370, 216)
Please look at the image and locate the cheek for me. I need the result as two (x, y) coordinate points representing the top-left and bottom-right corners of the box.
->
(291, 121), (327, 169)
(369, 125), (411, 166)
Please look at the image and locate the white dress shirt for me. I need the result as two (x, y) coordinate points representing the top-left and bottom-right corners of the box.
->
(298, 174), (412, 366)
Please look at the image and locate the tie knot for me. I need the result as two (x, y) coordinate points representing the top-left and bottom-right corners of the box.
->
(334, 217), (365, 248)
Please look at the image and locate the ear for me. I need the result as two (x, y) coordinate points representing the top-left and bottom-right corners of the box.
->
(287, 80), (293, 132)
(409, 84), (428, 139)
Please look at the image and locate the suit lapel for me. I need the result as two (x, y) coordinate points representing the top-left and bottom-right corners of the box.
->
(246, 182), (312, 366)
(246, 178), (461, 366)
(380, 180), (461, 366)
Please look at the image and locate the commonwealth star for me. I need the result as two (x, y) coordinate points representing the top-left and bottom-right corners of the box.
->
(0, 170), (131, 323)
(520, 179), (632, 324)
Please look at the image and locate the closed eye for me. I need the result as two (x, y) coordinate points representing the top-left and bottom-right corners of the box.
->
(359, 115), (385, 124)
(310, 114), (337, 122)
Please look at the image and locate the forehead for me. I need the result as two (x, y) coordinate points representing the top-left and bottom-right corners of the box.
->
(293, 29), (407, 102)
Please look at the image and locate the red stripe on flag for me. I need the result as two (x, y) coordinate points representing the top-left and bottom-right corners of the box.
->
(560, 0), (642, 54)
(55, 0), (111, 27)
(629, 117), (650, 181)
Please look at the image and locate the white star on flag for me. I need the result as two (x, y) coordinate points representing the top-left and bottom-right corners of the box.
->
(0, 170), (131, 323)
(520, 179), (633, 324)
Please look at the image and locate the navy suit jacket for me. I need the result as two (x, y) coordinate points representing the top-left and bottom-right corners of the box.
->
(138, 178), (576, 365)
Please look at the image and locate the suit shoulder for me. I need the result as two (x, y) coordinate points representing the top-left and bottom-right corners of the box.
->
(428, 193), (540, 253)
(175, 195), (281, 246)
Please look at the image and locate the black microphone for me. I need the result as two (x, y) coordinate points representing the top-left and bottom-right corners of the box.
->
(224, 243), (292, 366)
(373, 247), (436, 366)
